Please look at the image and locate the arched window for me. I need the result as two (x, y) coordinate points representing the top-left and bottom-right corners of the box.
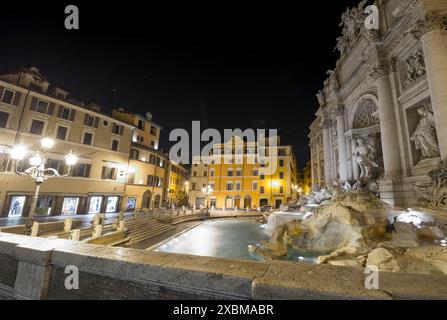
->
(353, 99), (378, 129)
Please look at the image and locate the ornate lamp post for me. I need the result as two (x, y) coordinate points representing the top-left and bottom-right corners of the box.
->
(9, 138), (78, 228)
(201, 185), (213, 212)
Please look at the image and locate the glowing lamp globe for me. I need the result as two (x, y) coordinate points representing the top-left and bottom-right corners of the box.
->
(29, 152), (44, 166)
(10, 145), (27, 160)
(41, 137), (55, 149)
(65, 151), (78, 166)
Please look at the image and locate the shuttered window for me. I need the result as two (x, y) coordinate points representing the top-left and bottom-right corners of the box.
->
(57, 106), (76, 121)
(84, 114), (99, 127)
(30, 97), (55, 115)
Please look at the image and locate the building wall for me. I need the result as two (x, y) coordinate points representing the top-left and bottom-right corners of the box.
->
(0, 69), (134, 217)
(309, 0), (447, 206)
(188, 156), (210, 208)
(203, 137), (297, 210)
(111, 110), (169, 210)
(167, 162), (189, 207)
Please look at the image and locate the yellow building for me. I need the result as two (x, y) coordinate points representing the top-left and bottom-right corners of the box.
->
(166, 162), (189, 207)
(0, 67), (134, 217)
(298, 161), (312, 196)
(194, 136), (298, 210)
(112, 109), (167, 210)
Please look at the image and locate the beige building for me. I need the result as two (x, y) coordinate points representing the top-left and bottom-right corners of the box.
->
(112, 109), (168, 210)
(188, 156), (211, 208)
(0, 67), (135, 217)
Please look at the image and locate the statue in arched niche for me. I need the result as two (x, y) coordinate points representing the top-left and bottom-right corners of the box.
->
(353, 137), (379, 180)
(411, 105), (440, 160)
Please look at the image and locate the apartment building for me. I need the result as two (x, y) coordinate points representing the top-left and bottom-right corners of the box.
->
(189, 136), (298, 210)
(188, 156), (210, 208)
(112, 109), (168, 210)
(166, 162), (189, 207)
(0, 67), (134, 217)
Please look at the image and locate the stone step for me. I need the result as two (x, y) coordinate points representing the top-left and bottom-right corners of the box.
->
(128, 224), (173, 238)
(126, 227), (175, 246)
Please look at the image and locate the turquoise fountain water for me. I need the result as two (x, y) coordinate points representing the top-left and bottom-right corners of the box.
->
(154, 219), (318, 263)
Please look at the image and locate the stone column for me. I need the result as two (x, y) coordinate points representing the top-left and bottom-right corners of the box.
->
(413, 12), (447, 158)
(346, 136), (353, 181)
(335, 106), (348, 182)
(322, 119), (333, 187)
(370, 62), (402, 177)
(351, 138), (360, 180)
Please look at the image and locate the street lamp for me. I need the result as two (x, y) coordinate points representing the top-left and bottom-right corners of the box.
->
(9, 138), (78, 229)
(201, 185), (213, 212)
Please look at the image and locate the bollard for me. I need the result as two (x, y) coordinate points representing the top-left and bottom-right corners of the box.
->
(69, 229), (81, 241)
(31, 222), (40, 237)
(92, 225), (103, 239)
(64, 217), (73, 232)
(117, 221), (125, 232)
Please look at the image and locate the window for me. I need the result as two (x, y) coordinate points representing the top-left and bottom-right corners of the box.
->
(191, 183), (196, 190)
(112, 123), (124, 135)
(30, 120), (45, 135)
(227, 169), (234, 177)
(210, 170), (215, 177)
(56, 126), (68, 140)
(101, 167), (116, 180)
(236, 169), (242, 177)
(72, 163), (91, 178)
(260, 174), (265, 180)
(252, 169), (259, 176)
(130, 149), (139, 160)
(82, 132), (93, 145)
(226, 183), (234, 191)
(59, 107), (72, 120)
(0, 111), (9, 128)
(150, 140), (155, 147)
(204, 171), (208, 177)
(1, 89), (15, 104)
(235, 182), (241, 191)
(36, 100), (49, 114)
(150, 126), (157, 136)
(147, 175), (154, 186)
(193, 171), (197, 177)
(280, 186), (284, 194)
(48, 159), (63, 172)
(137, 135), (144, 142)
(127, 172), (135, 184)
(260, 186), (265, 194)
(111, 139), (119, 151)
(279, 172), (284, 180)
(279, 159), (284, 167)
(252, 182), (258, 191)
(84, 114), (98, 127)
(138, 120), (145, 130)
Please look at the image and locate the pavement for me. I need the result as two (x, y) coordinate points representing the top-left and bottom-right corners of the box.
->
(0, 212), (135, 228)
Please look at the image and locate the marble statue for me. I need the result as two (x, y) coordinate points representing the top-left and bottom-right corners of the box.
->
(336, 0), (368, 54)
(353, 137), (379, 180)
(326, 70), (340, 91)
(316, 90), (326, 107)
(428, 160), (447, 208)
(403, 49), (426, 87)
(411, 106), (440, 159)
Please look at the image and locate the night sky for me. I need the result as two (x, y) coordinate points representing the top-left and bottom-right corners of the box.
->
(0, 1), (363, 167)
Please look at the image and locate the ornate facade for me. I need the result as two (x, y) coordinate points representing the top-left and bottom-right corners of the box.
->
(309, 0), (447, 206)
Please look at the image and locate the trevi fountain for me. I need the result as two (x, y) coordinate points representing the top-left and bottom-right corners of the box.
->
(253, 158), (447, 276)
